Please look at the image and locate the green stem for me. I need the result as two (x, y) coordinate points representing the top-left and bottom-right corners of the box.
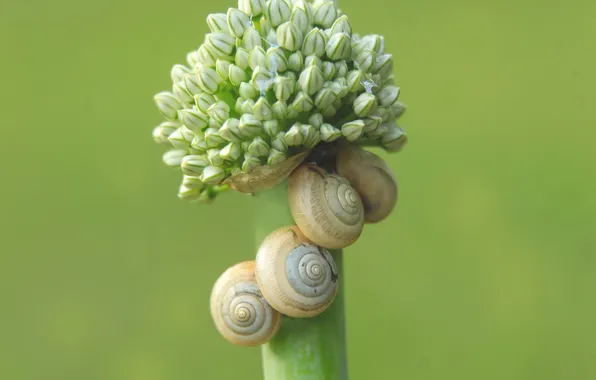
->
(254, 181), (349, 380)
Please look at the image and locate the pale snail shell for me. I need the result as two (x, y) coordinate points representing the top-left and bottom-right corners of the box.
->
(288, 164), (365, 249)
(255, 226), (339, 318)
(210, 261), (281, 346)
(223, 150), (311, 193)
(336, 142), (398, 223)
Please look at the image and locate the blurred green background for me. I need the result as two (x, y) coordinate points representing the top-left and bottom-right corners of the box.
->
(1, 0), (595, 379)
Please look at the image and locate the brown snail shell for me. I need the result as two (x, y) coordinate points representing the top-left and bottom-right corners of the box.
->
(288, 164), (365, 249)
(255, 226), (339, 318)
(336, 142), (398, 223)
(210, 261), (281, 346)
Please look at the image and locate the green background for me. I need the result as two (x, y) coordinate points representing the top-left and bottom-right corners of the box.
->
(1, 0), (595, 379)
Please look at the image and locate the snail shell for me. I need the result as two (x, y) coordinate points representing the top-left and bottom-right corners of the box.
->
(223, 150), (311, 193)
(336, 142), (398, 223)
(288, 164), (364, 249)
(255, 226), (339, 318)
(210, 260), (281, 346)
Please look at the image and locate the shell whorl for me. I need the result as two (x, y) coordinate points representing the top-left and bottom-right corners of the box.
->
(288, 164), (364, 249)
(210, 261), (281, 346)
(255, 226), (339, 318)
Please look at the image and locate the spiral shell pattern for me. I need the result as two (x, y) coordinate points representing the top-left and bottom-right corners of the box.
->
(210, 261), (281, 346)
(255, 226), (338, 318)
(288, 164), (364, 249)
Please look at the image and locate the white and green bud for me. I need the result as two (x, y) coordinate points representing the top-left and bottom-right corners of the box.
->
(205, 128), (226, 148)
(201, 165), (226, 184)
(355, 49), (377, 73)
(322, 105), (337, 118)
(334, 60), (348, 78)
(330, 15), (352, 36)
(373, 54), (393, 78)
(353, 34), (383, 55)
(249, 46), (267, 70)
(239, 82), (258, 100)
(326, 33), (351, 61)
(196, 66), (222, 94)
(181, 154), (210, 176)
(354, 92), (377, 117)
(362, 115), (383, 133)
(276, 21), (304, 52)
(216, 59), (232, 81)
(227, 8), (250, 38)
(332, 96), (344, 110)
(313, 1), (337, 28)
(332, 78), (349, 97)
(272, 101), (289, 119)
(369, 106), (390, 123)
(286, 106), (299, 119)
(298, 65), (324, 95)
(314, 87), (337, 110)
(248, 136), (270, 157)
(220, 119), (243, 142)
(271, 131), (288, 152)
(207, 13), (229, 33)
(194, 93), (216, 113)
(267, 149), (287, 165)
(285, 123), (305, 146)
(172, 82), (194, 105)
(171, 64), (191, 84)
(273, 75), (295, 101)
(266, 47), (289, 72)
(341, 120), (365, 141)
(242, 154), (262, 172)
(251, 66), (273, 93)
(197, 44), (217, 67)
(390, 101), (406, 120)
(191, 133), (209, 152)
(241, 99), (256, 114)
(291, 91), (314, 113)
(168, 125), (196, 148)
(267, 0), (292, 27)
(308, 113), (324, 128)
(178, 184), (202, 201)
(381, 125), (407, 152)
(304, 55), (323, 70)
(346, 70), (364, 92)
(239, 114), (263, 137)
(243, 27), (263, 50)
(162, 149), (187, 167)
(154, 92), (182, 120)
(178, 108), (209, 132)
(235, 97), (244, 114)
(235, 47), (250, 70)
(322, 61), (336, 81)
(182, 175), (205, 190)
(263, 120), (281, 137)
(366, 122), (388, 138)
(290, 6), (311, 34)
(266, 29), (278, 46)
(253, 97), (274, 120)
(220, 142), (242, 161)
(207, 101), (229, 124)
(301, 124), (321, 148)
(207, 148), (224, 166)
(239, 0), (266, 16)
(288, 51), (304, 72)
(186, 50), (201, 68)
(206, 32), (236, 56)
(377, 85), (400, 107)
(228, 64), (248, 86)
(153, 121), (180, 144)
(302, 28), (327, 57)
(320, 123), (342, 142)
(183, 74), (202, 95)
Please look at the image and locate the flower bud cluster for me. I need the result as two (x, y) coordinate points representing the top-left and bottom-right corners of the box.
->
(152, 0), (408, 202)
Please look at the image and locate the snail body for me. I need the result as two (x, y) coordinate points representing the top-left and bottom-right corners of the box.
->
(288, 164), (364, 249)
(336, 142), (398, 223)
(210, 261), (281, 346)
(255, 226), (339, 318)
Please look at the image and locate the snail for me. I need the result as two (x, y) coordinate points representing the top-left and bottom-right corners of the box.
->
(255, 226), (339, 318)
(288, 164), (364, 249)
(210, 261), (281, 346)
(336, 142), (398, 223)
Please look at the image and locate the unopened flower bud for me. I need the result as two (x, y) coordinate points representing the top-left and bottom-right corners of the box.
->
(390, 101), (406, 120)
(235, 47), (250, 70)
(207, 13), (229, 33)
(207, 149), (224, 166)
(194, 93), (216, 113)
(187, 50), (201, 68)
(191, 134), (209, 152)
(266, 0), (292, 27)
(381, 125), (407, 152)
(216, 59), (231, 81)
(172, 81), (193, 105)
(341, 120), (365, 141)
(301, 124), (321, 148)
(320, 123), (341, 142)
(227, 8), (250, 38)
(267, 149), (287, 165)
(220, 119), (243, 142)
(290, 6), (310, 34)
(181, 154), (209, 176)
(330, 15), (352, 36)
(197, 44), (217, 67)
(273, 75), (295, 101)
(362, 115), (383, 133)
(249, 47), (267, 70)
(322, 105), (337, 118)
(353, 34), (383, 55)
(228, 64), (248, 86)
(154, 92), (182, 120)
(251, 66), (272, 93)
(178, 184), (202, 201)
(239, 114), (263, 137)
(372, 54), (393, 78)
(271, 131), (288, 152)
(272, 101), (289, 119)
(205, 128), (226, 148)
(206, 32), (236, 56)
(244, 27), (263, 50)
(355, 49), (377, 73)
(153, 121), (180, 144)
(366, 122), (388, 138)
(235, 82), (255, 101)
(346, 70), (364, 92)
(241, 99), (256, 114)
(304, 55), (323, 70)
(171, 64), (191, 84)
(248, 136), (270, 157)
(377, 85), (400, 107)
(168, 125), (196, 148)
(276, 21), (304, 52)
(178, 109), (209, 132)
(354, 93), (377, 117)
(291, 91), (314, 113)
(309, 113), (324, 128)
(285, 123), (305, 146)
(302, 28), (327, 57)
(298, 65), (324, 95)
(201, 165), (226, 184)
(334, 60), (348, 78)
(326, 33), (351, 61)
(182, 175), (204, 190)
(321, 62), (336, 81)
(220, 142), (242, 161)
(242, 154), (262, 172)
(207, 101), (230, 125)
(253, 97), (274, 120)
(196, 66), (222, 94)
(239, 0), (266, 17)
(313, 2), (337, 28)
(266, 47), (289, 73)
(314, 87), (337, 110)
(288, 51), (304, 72)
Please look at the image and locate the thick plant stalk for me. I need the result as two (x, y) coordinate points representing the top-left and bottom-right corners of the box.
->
(254, 181), (349, 380)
